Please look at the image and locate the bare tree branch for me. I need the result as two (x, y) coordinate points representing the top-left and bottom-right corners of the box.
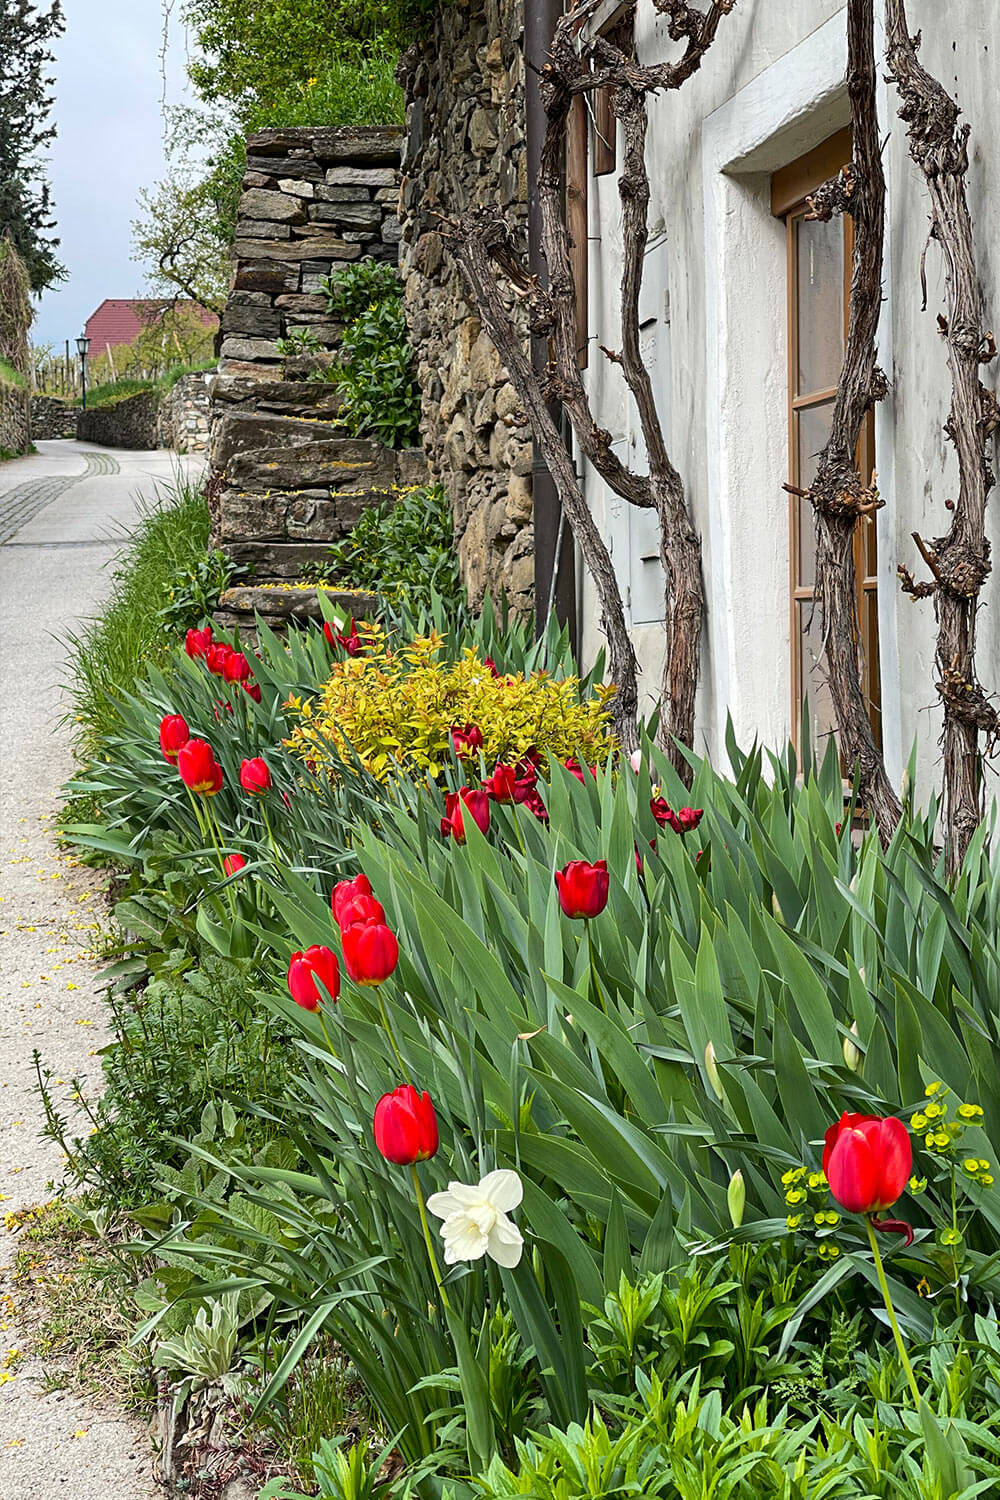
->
(885, 1), (1000, 869)
(449, 0), (735, 772)
(796, 0), (902, 845)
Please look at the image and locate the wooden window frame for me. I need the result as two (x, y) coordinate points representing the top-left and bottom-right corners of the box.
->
(772, 130), (882, 755)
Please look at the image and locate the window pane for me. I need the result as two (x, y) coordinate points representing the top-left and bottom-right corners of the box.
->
(797, 597), (838, 755)
(795, 402), (833, 590)
(796, 215), (843, 396)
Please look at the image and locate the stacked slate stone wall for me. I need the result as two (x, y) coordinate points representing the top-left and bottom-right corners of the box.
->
(0, 379), (31, 456)
(31, 395), (78, 439)
(398, 0), (533, 616)
(211, 126), (427, 579)
(221, 126), (403, 372)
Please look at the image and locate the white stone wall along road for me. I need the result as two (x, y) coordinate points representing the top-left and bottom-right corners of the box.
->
(0, 441), (204, 1498)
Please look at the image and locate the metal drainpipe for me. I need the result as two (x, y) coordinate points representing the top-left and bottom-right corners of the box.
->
(525, 0), (577, 647)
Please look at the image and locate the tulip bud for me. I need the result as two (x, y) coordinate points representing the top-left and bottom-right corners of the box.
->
(771, 892), (784, 923)
(901, 768), (912, 807)
(727, 1169), (746, 1228)
(842, 1021), (862, 1073)
(705, 1040), (724, 1101)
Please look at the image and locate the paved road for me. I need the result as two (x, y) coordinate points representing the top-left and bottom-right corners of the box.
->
(0, 441), (204, 1498)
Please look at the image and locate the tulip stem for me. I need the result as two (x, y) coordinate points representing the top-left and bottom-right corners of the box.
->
(318, 1008), (337, 1059)
(411, 1162), (450, 1311)
(508, 803), (527, 858)
(585, 920), (608, 1015)
(866, 1217), (922, 1408)
(261, 803), (281, 862)
(377, 988), (410, 1084)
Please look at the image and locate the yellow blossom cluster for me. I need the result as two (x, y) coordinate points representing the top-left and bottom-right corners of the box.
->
(912, 1083), (991, 1184)
(285, 626), (616, 782)
(782, 1165), (841, 1258)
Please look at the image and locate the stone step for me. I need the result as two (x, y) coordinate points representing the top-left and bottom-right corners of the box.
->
(216, 582), (377, 636)
(212, 374), (343, 418)
(227, 438), (425, 494)
(216, 484), (399, 543)
(223, 540), (362, 579)
(212, 412), (351, 473)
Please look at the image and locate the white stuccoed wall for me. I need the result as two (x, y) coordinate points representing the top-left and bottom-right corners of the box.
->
(579, 0), (1000, 804)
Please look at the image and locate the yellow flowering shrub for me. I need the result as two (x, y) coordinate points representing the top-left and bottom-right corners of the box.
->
(285, 627), (616, 780)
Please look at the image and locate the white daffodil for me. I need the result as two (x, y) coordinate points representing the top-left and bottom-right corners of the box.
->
(426, 1169), (524, 1268)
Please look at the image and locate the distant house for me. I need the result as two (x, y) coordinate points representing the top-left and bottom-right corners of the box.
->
(83, 299), (218, 359)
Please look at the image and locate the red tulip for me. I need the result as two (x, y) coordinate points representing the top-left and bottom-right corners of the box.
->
(223, 651), (252, 684)
(185, 625), (213, 659)
(240, 757), (271, 795)
(332, 874), (385, 930)
(523, 788), (549, 822)
(373, 1085), (439, 1165)
(177, 738), (224, 796)
(206, 642), (234, 676)
(223, 853), (247, 877)
(483, 657), (500, 677)
(451, 723), (484, 758)
(512, 757), (539, 804)
(343, 920), (399, 985)
(244, 681), (262, 704)
(288, 945), (341, 1011)
(441, 787), (491, 843)
(325, 616), (363, 655)
(564, 757), (597, 784)
(483, 763), (517, 803)
(159, 714), (190, 765)
(674, 807), (704, 834)
(555, 859), (610, 919)
(823, 1112), (912, 1215)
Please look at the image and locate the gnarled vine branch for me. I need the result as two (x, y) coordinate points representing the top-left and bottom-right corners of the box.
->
(787, 0), (901, 845)
(448, 0), (735, 770)
(886, 0), (1000, 869)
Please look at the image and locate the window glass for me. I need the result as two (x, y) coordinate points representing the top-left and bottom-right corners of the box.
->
(795, 216), (844, 396)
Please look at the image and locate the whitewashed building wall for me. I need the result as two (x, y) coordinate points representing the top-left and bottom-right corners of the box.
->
(579, 0), (999, 799)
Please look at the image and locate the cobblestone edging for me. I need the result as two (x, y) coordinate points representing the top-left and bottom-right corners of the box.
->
(0, 450), (120, 546)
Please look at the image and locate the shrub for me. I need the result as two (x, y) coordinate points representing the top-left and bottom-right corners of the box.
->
(285, 626), (615, 780)
(309, 483), (463, 615)
(319, 261), (421, 449)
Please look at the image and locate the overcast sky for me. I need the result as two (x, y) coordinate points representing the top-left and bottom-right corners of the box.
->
(32, 0), (192, 348)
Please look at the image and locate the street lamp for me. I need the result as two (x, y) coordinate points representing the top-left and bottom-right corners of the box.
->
(76, 334), (91, 410)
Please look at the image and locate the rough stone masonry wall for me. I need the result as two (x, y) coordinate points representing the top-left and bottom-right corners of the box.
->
(0, 380), (31, 456)
(158, 373), (212, 453)
(77, 390), (159, 450)
(210, 127), (427, 580)
(398, 0), (533, 616)
(30, 395), (77, 440)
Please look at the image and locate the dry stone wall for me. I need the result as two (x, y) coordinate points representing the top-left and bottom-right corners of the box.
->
(159, 373), (212, 453)
(76, 390), (159, 449)
(221, 126), (403, 373)
(397, 0), (533, 616)
(211, 126), (427, 580)
(0, 380), (31, 456)
(30, 395), (77, 440)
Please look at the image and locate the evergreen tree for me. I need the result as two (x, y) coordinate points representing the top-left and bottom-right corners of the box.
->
(0, 0), (65, 293)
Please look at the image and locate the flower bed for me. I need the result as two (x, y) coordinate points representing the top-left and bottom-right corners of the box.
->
(56, 595), (1000, 1495)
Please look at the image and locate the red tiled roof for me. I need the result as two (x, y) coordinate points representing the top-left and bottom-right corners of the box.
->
(83, 299), (218, 355)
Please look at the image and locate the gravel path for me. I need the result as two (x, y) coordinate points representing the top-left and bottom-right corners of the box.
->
(0, 442), (204, 1498)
